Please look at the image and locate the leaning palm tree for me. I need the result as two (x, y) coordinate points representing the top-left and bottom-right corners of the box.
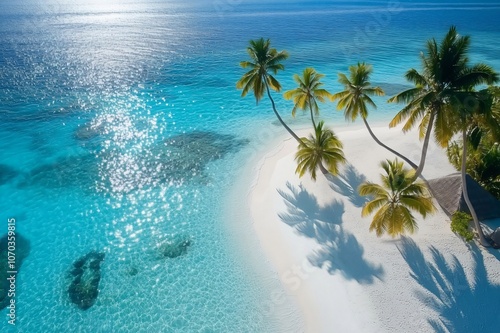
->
(332, 63), (418, 169)
(236, 38), (302, 143)
(295, 121), (346, 181)
(388, 26), (498, 180)
(283, 67), (333, 128)
(450, 91), (496, 246)
(359, 159), (436, 237)
(447, 88), (500, 197)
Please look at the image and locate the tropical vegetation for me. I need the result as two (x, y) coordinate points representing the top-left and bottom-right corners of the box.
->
(447, 87), (500, 200)
(451, 211), (474, 242)
(388, 26), (498, 246)
(358, 159), (436, 238)
(295, 121), (346, 181)
(388, 26), (498, 179)
(283, 67), (344, 179)
(331, 63), (419, 168)
(236, 26), (499, 246)
(284, 67), (333, 128)
(236, 38), (302, 143)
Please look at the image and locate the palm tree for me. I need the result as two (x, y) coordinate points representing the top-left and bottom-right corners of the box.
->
(236, 38), (302, 143)
(388, 26), (498, 179)
(332, 63), (418, 169)
(447, 88), (500, 199)
(295, 121), (346, 181)
(283, 67), (333, 128)
(388, 26), (498, 246)
(450, 91), (496, 246)
(359, 159), (436, 237)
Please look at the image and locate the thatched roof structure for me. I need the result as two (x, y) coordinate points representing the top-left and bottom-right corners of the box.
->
(491, 228), (500, 245)
(428, 173), (500, 221)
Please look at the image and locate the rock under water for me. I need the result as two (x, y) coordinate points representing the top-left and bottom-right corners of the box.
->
(0, 164), (20, 186)
(163, 131), (249, 159)
(67, 251), (105, 310)
(21, 154), (100, 191)
(127, 266), (139, 276)
(157, 235), (192, 259)
(74, 122), (106, 142)
(25, 130), (249, 193)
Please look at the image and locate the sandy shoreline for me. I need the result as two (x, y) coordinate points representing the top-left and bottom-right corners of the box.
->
(245, 121), (500, 332)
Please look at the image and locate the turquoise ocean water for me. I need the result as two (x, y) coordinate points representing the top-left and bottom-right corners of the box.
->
(1, 1), (500, 332)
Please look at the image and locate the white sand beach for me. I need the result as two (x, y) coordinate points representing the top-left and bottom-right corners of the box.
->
(246, 123), (500, 332)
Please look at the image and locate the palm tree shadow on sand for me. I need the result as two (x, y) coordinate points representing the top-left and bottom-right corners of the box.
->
(277, 181), (384, 284)
(397, 237), (500, 332)
(326, 163), (369, 208)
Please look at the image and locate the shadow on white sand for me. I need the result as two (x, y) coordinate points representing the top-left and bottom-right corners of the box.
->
(326, 163), (369, 208)
(398, 237), (500, 332)
(277, 181), (384, 284)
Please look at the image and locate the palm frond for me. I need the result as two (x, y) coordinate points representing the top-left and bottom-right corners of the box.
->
(364, 87), (385, 97)
(267, 75), (282, 92)
(359, 158), (435, 237)
(399, 195), (436, 218)
(394, 206), (418, 236)
(369, 205), (391, 237)
(285, 68), (332, 122)
(337, 73), (351, 87)
(454, 64), (499, 88)
(361, 197), (388, 217)
(405, 69), (428, 87)
(334, 63), (381, 122)
(294, 121), (345, 180)
(237, 38), (287, 102)
(417, 111), (430, 140)
(388, 26), (499, 154)
(358, 182), (387, 197)
(388, 87), (424, 104)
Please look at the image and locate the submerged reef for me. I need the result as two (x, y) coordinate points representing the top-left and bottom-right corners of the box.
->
(156, 234), (192, 259)
(67, 251), (105, 310)
(148, 131), (250, 184)
(163, 131), (249, 160)
(20, 154), (100, 191)
(74, 122), (107, 142)
(27, 130), (250, 193)
(0, 164), (20, 186)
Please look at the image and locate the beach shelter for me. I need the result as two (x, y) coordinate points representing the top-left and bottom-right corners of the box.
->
(428, 173), (500, 221)
(491, 228), (500, 244)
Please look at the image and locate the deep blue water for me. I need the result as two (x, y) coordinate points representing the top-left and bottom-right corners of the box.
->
(1, 1), (499, 332)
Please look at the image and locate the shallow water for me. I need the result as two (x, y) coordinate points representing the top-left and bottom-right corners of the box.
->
(1, 1), (499, 332)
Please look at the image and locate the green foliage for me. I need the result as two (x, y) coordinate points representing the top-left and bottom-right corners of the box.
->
(295, 121), (346, 181)
(236, 38), (303, 143)
(450, 211), (474, 242)
(332, 62), (385, 121)
(446, 88), (500, 200)
(359, 159), (436, 237)
(283, 67), (333, 124)
(236, 38), (289, 103)
(447, 141), (500, 200)
(388, 26), (498, 147)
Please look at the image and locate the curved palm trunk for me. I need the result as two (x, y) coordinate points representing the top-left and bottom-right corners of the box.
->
(264, 80), (303, 144)
(265, 83), (329, 178)
(412, 110), (436, 179)
(308, 103), (317, 129)
(318, 162), (329, 175)
(307, 103), (329, 175)
(461, 129), (490, 247)
(361, 116), (418, 170)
